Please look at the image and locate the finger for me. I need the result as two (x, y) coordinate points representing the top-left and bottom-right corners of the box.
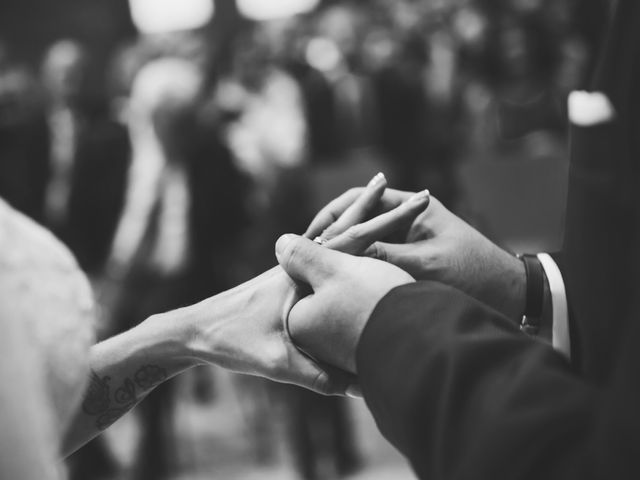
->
(285, 345), (358, 396)
(275, 234), (348, 287)
(327, 190), (430, 255)
(287, 294), (359, 375)
(320, 173), (387, 241)
(364, 241), (422, 276)
(305, 185), (415, 240)
(304, 188), (364, 239)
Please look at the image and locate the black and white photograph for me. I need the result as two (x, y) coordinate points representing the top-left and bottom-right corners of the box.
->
(0, 0), (636, 479)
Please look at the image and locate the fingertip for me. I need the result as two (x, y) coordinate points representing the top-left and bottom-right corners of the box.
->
(365, 242), (387, 262)
(275, 233), (297, 258)
(367, 172), (387, 188)
(304, 213), (330, 239)
(407, 189), (430, 208)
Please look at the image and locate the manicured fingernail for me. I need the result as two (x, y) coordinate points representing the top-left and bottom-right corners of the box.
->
(367, 172), (386, 187)
(346, 385), (363, 399)
(408, 189), (430, 206)
(275, 234), (295, 257)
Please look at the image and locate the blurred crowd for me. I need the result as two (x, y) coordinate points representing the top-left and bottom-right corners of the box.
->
(0, 0), (607, 479)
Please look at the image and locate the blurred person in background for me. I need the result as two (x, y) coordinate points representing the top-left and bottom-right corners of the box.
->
(40, 38), (132, 480)
(0, 41), (50, 222)
(219, 22), (361, 476)
(310, 4), (379, 161)
(105, 56), (247, 480)
(41, 40), (131, 277)
(367, 0), (462, 202)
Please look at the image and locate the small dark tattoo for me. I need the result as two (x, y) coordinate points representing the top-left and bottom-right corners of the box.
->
(82, 365), (168, 431)
(134, 365), (167, 390)
(82, 372), (112, 415)
(114, 378), (136, 405)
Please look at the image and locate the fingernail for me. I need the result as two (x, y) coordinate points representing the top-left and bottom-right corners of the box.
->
(408, 189), (430, 206)
(346, 385), (363, 399)
(367, 172), (386, 187)
(275, 234), (295, 257)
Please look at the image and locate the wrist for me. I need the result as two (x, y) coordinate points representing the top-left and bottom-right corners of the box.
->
(139, 309), (203, 371)
(497, 252), (527, 322)
(179, 292), (231, 367)
(178, 267), (285, 368)
(180, 267), (296, 375)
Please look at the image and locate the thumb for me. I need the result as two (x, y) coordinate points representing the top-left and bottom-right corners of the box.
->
(276, 234), (347, 287)
(287, 347), (359, 396)
(364, 242), (417, 272)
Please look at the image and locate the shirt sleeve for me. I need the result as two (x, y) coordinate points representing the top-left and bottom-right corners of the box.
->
(537, 253), (571, 359)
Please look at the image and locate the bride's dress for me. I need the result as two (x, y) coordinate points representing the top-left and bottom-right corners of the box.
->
(0, 198), (94, 441)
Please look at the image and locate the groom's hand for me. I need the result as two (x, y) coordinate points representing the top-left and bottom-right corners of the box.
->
(184, 174), (428, 397)
(276, 234), (414, 374)
(308, 189), (526, 322)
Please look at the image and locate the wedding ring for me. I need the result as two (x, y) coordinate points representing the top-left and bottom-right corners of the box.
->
(313, 236), (327, 245)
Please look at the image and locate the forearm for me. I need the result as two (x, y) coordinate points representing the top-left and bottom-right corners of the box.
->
(62, 310), (199, 456)
(357, 282), (598, 480)
(62, 267), (300, 455)
(63, 262), (345, 455)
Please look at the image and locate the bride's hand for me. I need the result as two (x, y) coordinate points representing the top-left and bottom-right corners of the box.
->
(178, 173), (429, 396)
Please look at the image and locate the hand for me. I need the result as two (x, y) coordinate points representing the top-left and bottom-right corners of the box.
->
(180, 174), (430, 395)
(183, 266), (355, 394)
(276, 234), (415, 374)
(307, 188), (526, 322)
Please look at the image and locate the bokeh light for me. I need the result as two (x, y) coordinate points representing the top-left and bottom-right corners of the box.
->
(236, 0), (320, 21)
(129, 0), (214, 34)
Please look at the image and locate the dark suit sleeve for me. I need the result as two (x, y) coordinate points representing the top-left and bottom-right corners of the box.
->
(356, 281), (640, 480)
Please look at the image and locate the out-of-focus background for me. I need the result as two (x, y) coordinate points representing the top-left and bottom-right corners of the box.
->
(0, 0), (610, 479)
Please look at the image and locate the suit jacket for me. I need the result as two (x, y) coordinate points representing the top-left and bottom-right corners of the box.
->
(560, 0), (640, 383)
(55, 111), (131, 274)
(356, 2), (640, 478)
(357, 282), (639, 479)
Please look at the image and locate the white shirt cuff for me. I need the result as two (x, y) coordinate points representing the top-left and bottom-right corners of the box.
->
(537, 253), (570, 359)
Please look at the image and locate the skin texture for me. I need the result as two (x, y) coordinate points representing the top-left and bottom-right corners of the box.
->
(0, 171), (430, 468)
(306, 188), (527, 323)
(65, 174), (429, 453)
(276, 234), (415, 373)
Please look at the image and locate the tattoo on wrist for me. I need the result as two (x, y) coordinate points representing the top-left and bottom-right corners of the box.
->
(82, 365), (167, 430)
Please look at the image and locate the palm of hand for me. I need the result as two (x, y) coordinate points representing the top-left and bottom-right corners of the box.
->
(193, 267), (351, 395)
(286, 254), (415, 374)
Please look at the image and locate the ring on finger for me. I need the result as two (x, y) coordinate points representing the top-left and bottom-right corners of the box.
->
(313, 236), (327, 246)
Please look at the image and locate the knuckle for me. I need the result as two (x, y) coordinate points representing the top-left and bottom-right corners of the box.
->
(320, 210), (337, 226)
(345, 224), (365, 241)
(311, 371), (330, 395)
(412, 221), (433, 240)
(262, 345), (286, 377)
(282, 238), (302, 267)
(308, 212), (332, 236)
(321, 224), (340, 240)
(419, 249), (439, 273)
(370, 243), (387, 262)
